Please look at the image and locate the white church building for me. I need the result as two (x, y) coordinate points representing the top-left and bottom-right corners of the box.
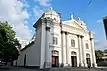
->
(16, 8), (97, 69)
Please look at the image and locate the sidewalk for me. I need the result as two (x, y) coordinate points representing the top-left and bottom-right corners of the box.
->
(96, 66), (107, 68)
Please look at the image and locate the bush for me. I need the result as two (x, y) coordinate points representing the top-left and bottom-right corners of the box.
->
(97, 61), (107, 66)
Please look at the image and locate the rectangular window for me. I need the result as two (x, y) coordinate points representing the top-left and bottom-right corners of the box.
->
(53, 37), (58, 45)
(71, 39), (75, 47)
(86, 43), (89, 49)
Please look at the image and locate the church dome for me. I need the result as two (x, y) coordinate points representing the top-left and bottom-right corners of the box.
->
(43, 7), (61, 24)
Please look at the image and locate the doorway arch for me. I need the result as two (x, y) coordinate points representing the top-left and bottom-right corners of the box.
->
(52, 50), (59, 67)
(71, 51), (77, 67)
(86, 53), (91, 67)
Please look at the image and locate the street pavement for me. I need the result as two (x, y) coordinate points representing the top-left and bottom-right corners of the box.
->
(0, 67), (107, 71)
(0, 67), (40, 71)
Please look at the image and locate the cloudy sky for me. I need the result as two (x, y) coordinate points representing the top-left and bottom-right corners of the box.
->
(0, 0), (107, 50)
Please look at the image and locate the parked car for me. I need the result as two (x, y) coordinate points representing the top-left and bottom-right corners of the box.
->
(0, 61), (6, 67)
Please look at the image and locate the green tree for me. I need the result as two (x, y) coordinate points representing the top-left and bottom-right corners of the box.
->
(3, 42), (19, 62)
(104, 49), (107, 53)
(0, 21), (20, 62)
(95, 50), (104, 62)
(0, 21), (16, 42)
(0, 25), (7, 42)
(14, 38), (21, 50)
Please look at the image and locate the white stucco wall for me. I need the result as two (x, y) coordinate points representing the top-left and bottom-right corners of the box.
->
(17, 41), (41, 67)
(48, 19), (96, 67)
(17, 8), (97, 68)
(50, 23), (62, 65)
(17, 24), (42, 67)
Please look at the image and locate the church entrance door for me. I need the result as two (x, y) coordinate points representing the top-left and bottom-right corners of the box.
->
(71, 51), (77, 67)
(52, 50), (59, 67)
(86, 58), (91, 66)
(52, 56), (59, 67)
(71, 56), (77, 67)
(86, 53), (91, 67)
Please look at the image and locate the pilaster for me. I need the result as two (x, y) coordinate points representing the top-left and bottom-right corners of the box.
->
(77, 35), (84, 67)
(80, 36), (86, 67)
(40, 21), (46, 69)
(89, 32), (97, 67)
(61, 31), (66, 66)
(65, 32), (69, 66)
(90, 38), (97, 67)
(44, 23), (51, 68)
(61, 31), (63, 66)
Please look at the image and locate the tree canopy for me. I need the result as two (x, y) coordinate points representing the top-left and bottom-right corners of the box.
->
(104, 50), (107, 53)
(0, 21), (21, 62)
(95, 50), (104, 59)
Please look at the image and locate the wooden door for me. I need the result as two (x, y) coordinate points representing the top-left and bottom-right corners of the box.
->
(52, 56), (59, 67)
(86, 58), (91, 67)
(52, 56), (56, 65)
(71, 56), (77, 67)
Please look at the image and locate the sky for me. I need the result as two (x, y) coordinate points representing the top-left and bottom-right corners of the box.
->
(0, 0), (107, 50)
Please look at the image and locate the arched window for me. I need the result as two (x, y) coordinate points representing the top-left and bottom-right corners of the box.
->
(52, 50), (59, 56)
(71, 51), (77, 56)
(86, 53), (90, 58)
(86, 43), (89, 49)
(71, 39), (75, 47)
(54, 18), (56, 20)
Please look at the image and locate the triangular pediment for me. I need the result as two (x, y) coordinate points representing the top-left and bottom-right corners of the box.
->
(63, 20), (84, 30)
(51, 33), (59, 36)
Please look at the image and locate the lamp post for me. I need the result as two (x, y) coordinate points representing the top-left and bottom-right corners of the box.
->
(103, 16), (107, 40)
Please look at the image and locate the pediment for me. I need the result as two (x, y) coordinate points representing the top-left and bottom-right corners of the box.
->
(51, 33), (59, 36)
(63, 20), (84, 30)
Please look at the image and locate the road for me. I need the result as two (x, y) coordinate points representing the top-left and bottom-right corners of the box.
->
(0, 67), (107, 71)
(0, 67), (40, 71)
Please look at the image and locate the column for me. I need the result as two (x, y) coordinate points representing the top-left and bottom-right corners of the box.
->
(80, 36), (86, 67)
(77, 35), (83, 67)
(66, 32), (71, 66)
(62, 32), (66, 66)
(61, 31), (63, 66)
(77, 35), (79, 67)
(90, 38), (97, 67)
(65, 32), (69, 65)
(77, 35), (80, 67)
(44, 26), (51, 68)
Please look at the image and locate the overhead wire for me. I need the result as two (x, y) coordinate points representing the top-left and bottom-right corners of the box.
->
(88, 0), (92, 5)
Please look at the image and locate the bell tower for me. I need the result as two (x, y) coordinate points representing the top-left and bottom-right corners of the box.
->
(33, 8), (61, 69)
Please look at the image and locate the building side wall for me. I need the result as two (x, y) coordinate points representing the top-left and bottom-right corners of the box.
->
(17, 48), (27, 66)
(16, 25), (42, 67)
(26, 42), (40, 66)
(17, 42), (41, 67)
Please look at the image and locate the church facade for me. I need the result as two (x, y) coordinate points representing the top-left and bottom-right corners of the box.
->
(16, 8), (97, 69)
